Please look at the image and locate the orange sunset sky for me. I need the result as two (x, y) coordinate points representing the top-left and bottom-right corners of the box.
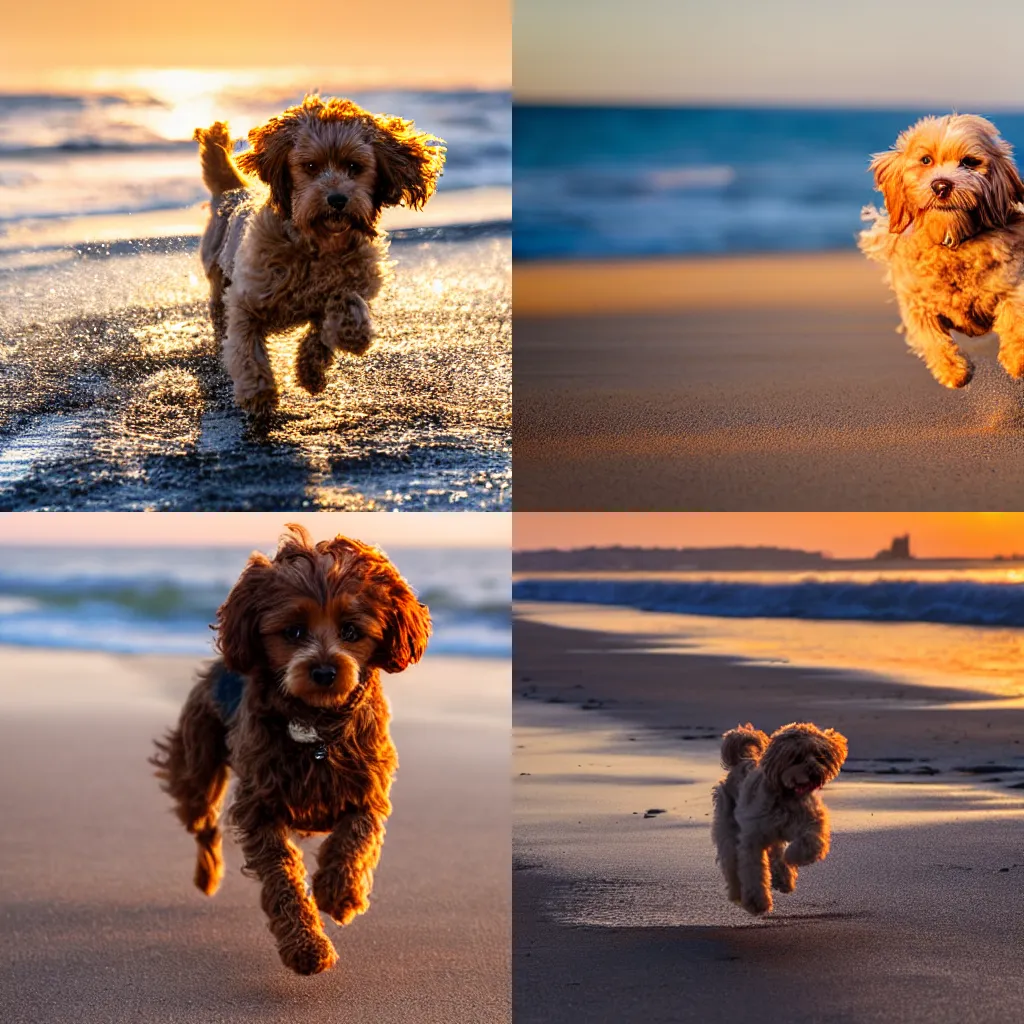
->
(1, 1), (510, 89)
(514, 514), (1024, 561)
(0, 513), (509, 548)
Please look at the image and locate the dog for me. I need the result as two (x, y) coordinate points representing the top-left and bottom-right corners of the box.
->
(859, 113), (1024, 389)
(193, 96), (445, 413)
(151, 524), (431, 974)
(711, 722), (847, 916)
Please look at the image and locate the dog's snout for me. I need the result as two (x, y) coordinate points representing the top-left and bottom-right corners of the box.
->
(310, 664), (337, 687)
(327, 193), (348, 210)
(931, 178), (954, 199)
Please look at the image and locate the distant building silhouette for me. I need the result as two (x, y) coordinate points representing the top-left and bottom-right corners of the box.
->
(875, 534), (912, 561)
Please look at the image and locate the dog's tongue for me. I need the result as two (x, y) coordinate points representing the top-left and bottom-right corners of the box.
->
(793, 783), (818, 796)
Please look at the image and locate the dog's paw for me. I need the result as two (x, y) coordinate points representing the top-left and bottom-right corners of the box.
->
(236, 382), (280, 414)
(741, 890), (772, 916)
(295, 331), (333, 395)
(931, 349), (974, 389)
(770, 864), (797, 894)
(279, 931), (339, 976)
(312, 870), (371, 926)
(998, 344), (1024, 379)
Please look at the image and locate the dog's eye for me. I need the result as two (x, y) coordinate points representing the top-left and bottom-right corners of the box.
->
(920, 155), (933, 165)
(305, 162), (318, 173)
(960, 156), (982, 169)
(340, 623), (361, 643)
(284, 625), (307, 642)
(347, 162), (362, 176)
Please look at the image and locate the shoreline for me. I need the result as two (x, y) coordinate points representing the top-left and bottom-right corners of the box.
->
(513, 613), (1024, 1023)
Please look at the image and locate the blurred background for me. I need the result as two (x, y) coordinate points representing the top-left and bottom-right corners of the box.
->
(515, 0), (1024, 262)
(0, 511), (511, 657)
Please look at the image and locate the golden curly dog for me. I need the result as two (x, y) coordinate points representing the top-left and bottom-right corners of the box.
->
(859, 113), (1024, 389)
(194, 96), (445, 413)
(711, 722), (847, 916)
(151, 524), (431, 974)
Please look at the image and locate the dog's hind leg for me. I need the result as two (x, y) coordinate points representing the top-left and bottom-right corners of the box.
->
(151, 684), (231, 896)
(994, 295), (1024, 379)
(769, 842), (797, 893)
(737, 834), (773, 915)
(711, 784), (742, 902)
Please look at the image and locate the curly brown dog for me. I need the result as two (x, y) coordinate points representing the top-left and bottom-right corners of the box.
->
(859, 113), (1024, 389)
(151, 524), (431, 974)
(194, 95), (445, 413)
(711, 722), (847, 916)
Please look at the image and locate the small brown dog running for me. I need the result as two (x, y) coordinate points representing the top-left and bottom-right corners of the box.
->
(711, 722), (848, 916)
(859, 113), (1024, 389)
(151, 524), (431, 974)
(194, 95), (445, 413)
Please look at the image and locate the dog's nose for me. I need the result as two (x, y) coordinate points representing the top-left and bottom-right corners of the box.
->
(327, 193), (348, 210)
(931, 178), (954, 199)
(310, 664), (337, 687)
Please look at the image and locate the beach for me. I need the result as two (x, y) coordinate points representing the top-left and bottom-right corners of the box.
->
(0, 646), (510, 1024)
(514, 252), (1024, 510)
(513, 612), (1024, 1023)
(0, 84), (511, 511)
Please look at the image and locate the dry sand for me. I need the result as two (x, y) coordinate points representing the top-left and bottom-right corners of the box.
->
(0, 646), (510, 1024)
(514, 253), (1024, 510)
(513, 615), (1024, 1024)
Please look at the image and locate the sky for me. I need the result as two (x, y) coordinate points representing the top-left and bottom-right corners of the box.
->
(513, 514), (1024, 560)
(1, 1), (510, 89)
(516, 0), (1024, 106)
(0, 513), (510, 548)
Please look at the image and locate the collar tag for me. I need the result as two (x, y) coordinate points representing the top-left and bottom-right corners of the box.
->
(288, 720), (321, 744)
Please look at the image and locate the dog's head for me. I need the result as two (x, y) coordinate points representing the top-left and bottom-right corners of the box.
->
(758, 722), (848, 797)
(216, 524), (431, 709)
(237, 95), (445, 250)
(870, 114), (1024, 247)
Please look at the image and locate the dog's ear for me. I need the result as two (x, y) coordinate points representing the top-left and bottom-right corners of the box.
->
(870, 148), (913, 234)
(822, 728), (849, 770)
(216, 552), (274, 674)
(370, 575), (432, 674)
(979, 144), (1024, 230)
(238, 113), (300, 218)
(371, 114), (446, 211)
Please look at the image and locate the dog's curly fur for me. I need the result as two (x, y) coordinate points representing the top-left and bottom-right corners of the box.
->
(859, 113), (1024, 389)
(194, 96), (445, 413)
(711, 721), (847, 916)
(150, 524), (431, 974)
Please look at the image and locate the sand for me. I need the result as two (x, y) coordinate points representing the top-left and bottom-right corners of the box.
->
(0, 646), (510, 1024)
(514, 252), (1024, 510)
(0, 193), (511, 511)
(513, 614), (1024, 1024)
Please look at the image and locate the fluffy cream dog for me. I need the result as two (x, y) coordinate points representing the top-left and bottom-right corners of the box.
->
(859, 114), (1024, 389)
(711, 722), (848, 916)
(194, 96), (445, 413)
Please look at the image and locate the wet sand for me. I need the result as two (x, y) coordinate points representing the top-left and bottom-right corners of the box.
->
(0, 646), (510, 1023)
(0, 195), (510, 511)
(514, 253), (1024, 510)
(513, 615), (1024, 1024)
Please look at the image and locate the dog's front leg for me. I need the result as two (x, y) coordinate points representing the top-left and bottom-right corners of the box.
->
(223, 300), (279, 413)
(736, 832), (772, 915)
(312, 809), (386, 926)
(769, 841), (797, 893)
(784, 811), (830, 867)
(237, 819), (338, 975)
(993, 294), (1024, 379)
(899, 301), (974, 388)
(323, 295), (376, 357)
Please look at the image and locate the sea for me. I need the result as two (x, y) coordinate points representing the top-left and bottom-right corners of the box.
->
(513, 106), (1024, 260)
(513, 568), (1024, 696)
(0, 72), (511, 246)
(0, 545), (510, 658)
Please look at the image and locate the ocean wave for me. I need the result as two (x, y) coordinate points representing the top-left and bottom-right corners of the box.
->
(512, 578), (1024, 628)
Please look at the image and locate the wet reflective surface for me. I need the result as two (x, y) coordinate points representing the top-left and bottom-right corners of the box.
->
(0, 227), (510, 509)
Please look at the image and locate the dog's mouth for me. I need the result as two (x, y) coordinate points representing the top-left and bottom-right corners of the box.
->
(791, 781), (822, 797)
(319, 209), (351, 233)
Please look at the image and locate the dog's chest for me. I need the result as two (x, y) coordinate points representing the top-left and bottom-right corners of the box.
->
(895, 240), (1007, 335)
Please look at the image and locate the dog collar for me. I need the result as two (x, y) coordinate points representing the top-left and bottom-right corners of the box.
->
(285, 675), (371, 761)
